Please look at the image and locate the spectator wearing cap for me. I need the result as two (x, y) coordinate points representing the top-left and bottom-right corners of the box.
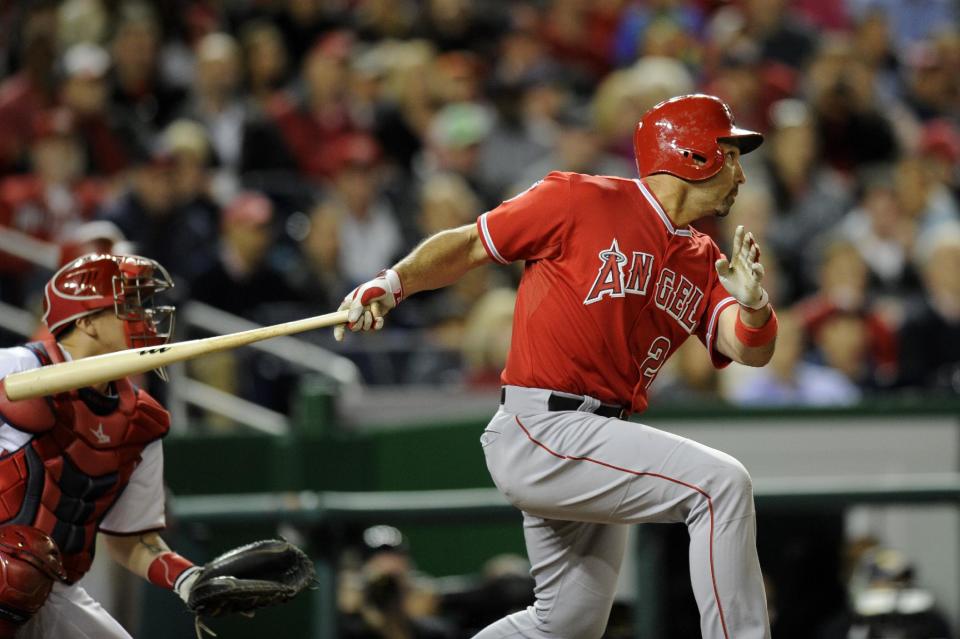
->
(758, 99), (852, 298)
(98, 144), (215, 284)
(897, 230), (960, 391)
(268, 31), (365, 180)
(0, 109), (106, 295)
(806, 35), (899, 175)
(59, 42), (131, 176)
(180, 31), (295, 184)
(794, 237), (899, 389)
(725, 310), (861, 406)
(306, 134), (404, 295)
(189, 191), (299, 318)
(917, 119), (960, 197)
(108, 3), (186, 150)
(0, 5), (59, 175)
(416, 102), (500, 208)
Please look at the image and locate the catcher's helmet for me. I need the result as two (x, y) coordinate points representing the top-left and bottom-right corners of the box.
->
(42, 253), (175, 349)
(634, 94), (763, 181)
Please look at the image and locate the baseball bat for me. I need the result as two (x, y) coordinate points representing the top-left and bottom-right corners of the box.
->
(2, 309), (351, 401)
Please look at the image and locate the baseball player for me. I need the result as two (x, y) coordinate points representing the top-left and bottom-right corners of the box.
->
(336, 94), (777, 639)
(0, 254), (218, 638)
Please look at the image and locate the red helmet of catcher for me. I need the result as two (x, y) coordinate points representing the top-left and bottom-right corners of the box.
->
(42, 254), (175, 349)
(634, 94), (763, 182)
(0, 525), (66, 637)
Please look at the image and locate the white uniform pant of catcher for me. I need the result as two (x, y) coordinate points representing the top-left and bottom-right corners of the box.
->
(474, 386), (771, 639)
(17, 581), (131, 639)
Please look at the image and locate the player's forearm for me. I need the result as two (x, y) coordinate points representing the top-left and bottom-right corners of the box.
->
(716, 304), (777, 367)
(393, 223), (492, 297)
(103, 531), (173, 579)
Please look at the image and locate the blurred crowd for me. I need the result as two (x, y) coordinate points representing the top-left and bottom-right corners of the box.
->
(1, 0), (959, 407)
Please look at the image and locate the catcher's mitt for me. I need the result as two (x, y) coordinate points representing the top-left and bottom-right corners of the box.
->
(185, 539), (315, 618)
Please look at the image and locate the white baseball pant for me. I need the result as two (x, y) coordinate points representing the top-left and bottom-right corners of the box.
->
(17, 581), (132, 639)
(473, 386), (770, 639)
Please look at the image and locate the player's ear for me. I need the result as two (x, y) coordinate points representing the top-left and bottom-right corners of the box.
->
(73, 314), (99, 339)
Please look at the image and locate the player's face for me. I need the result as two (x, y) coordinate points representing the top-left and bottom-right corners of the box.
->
(88, 311), (131, 354)
(697, 142), (746, 218)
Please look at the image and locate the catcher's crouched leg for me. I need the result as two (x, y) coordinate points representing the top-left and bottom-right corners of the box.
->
(0, 526), (66, 638)
(184, 539), (315, 619)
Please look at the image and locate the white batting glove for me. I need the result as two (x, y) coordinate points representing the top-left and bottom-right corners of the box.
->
(715, 225), (769, 310)
(333, 269), (404, 341)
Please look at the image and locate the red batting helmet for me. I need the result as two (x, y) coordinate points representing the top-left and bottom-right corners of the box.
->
(634, 94), (763, 181)
(0, 525), (65, 637)
(42, 254), (175, 349)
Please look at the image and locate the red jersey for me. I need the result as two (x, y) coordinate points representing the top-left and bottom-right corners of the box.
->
(476, 171), (737, 414)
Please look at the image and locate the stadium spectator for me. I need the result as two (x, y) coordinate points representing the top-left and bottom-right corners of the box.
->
(418, 102), (498, 207)
(897, 231), (960, 391)
(307, 133), (404, 293)
(0, 4), (59, 175)
(726, 310), (861, 406)
(838, 164), (921, 301)
(269, 30), (362, 180)
(339, 524), (454, 639)
(58, 42), (132, 177)
(108, 3), (185, 155)
(760, 99), (851, 298)
(795, 237), (899, 387)
(189, 191), (299, 318)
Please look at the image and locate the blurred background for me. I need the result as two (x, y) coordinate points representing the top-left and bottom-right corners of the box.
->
(0, 0), (959, 637)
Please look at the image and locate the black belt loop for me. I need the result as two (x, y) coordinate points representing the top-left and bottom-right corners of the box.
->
(501, 387), (625, 419)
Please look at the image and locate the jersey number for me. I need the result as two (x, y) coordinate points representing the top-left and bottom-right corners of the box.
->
(640, 336), (672, 389)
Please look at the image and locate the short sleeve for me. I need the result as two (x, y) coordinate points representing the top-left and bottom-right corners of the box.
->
(695, 248), (738, 369)
(99, 440), (166, 534)
(476, 172), (571, 263)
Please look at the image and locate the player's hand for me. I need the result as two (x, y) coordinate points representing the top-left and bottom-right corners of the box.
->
(333, 269), (404, 341)
(715, 225), (768, 310)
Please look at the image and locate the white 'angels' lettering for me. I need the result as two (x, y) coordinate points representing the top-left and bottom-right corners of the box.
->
(584, 239), (703, 333)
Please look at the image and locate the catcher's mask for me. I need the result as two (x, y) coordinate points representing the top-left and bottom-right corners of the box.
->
(43, 253), (175, 350)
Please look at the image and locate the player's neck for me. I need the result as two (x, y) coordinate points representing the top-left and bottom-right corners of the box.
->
(58, 332), (110, 361)
(643, 175), (702, 229)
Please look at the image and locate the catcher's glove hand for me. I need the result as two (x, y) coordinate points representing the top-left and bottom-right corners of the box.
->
(178, 539), (315, 619)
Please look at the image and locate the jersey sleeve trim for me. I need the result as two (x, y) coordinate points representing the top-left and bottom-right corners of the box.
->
(705, 296), (738, 357)
(477, 212), (510, 264)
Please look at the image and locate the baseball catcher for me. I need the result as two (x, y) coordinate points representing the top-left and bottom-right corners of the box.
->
(0, 254), (313, 638)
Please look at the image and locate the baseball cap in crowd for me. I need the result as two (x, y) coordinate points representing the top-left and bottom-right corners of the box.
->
(30, 109), (77, 142)
(223, 191), (273, 227)
(162, 119), (211, 164)
(330, 133), (381, 172)
(429, 102), (494, 150)
(62, 42), (110, 78)
(919, 119), (960, 167)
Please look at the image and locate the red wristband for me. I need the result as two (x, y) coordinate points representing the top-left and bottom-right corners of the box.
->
(147, 552), (194, 589)
(734, 307), (778, 347)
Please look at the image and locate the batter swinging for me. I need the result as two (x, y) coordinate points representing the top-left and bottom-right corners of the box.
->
(336, 94), (777, 639)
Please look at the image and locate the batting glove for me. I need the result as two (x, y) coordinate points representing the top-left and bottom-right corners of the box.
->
(715, 225), (769, 310)
(333, 269), (404, 341)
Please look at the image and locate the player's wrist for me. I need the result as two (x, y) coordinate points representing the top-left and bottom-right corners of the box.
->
(735, 307), (777, 347)
(147, 551), (195, 591)
(735, 287), (768, 311)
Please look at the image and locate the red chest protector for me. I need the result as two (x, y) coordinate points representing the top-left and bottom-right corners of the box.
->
(0, 339), (169, 583)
